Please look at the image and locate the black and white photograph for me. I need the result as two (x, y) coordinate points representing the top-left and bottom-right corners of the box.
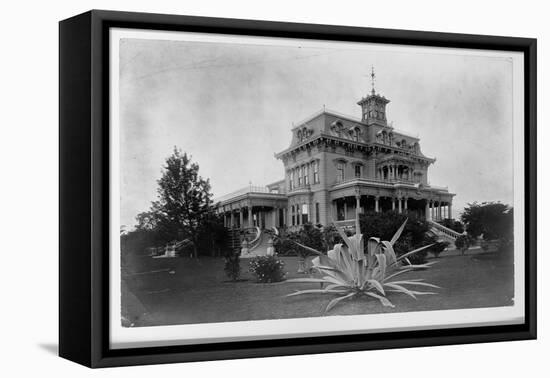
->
(2, 0), (545, 374)
(110, 27), (526, 349)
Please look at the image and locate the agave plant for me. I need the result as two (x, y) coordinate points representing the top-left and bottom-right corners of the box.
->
(285, 218), (439, 312)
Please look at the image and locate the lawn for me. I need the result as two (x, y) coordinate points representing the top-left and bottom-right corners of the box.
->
(121, 249), (514, 327)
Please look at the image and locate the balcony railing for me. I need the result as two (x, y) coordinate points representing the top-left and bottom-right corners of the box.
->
(214, 185), (275, 203)
(333, 177), (448, 192)
(333, 177), (419, 187)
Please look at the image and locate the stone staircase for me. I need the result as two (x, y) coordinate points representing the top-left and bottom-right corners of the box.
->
(427, 220), (463, 247)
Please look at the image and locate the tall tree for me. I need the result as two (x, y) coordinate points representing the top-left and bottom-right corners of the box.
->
(152, 147), (213, 258)
(460, 202), (513, 242)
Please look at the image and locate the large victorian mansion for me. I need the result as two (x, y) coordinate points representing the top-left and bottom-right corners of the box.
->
(215, 81), (455, 236)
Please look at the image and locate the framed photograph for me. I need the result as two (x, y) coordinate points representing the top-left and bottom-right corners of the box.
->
(59, 10), (536, 368)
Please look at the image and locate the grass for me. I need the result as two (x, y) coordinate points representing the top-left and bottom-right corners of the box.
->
(121, 249), (514, 327)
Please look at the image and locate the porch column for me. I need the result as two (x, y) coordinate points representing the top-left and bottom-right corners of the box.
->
(355, 194), (361, 219)
(343, 200), (348, 220)
(375, 196), (380, 212)
(448, 203), (453, 219)
(273, 207), (278, 228)
(230, 210), (235, 228)
(248, 207), (253, 228)
(397, 197), (402, 213)
(239, 208), (243, 229)
(404, 197), (408, 212)
(392, 197), (396, 211)
(426, 200), (432, 221)
(438, 202), (442, 221)
(287, 206), (292, 226)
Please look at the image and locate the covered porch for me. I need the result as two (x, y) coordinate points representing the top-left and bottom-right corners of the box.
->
(329, 185), (454, 227)
(215, 189), (288, 230)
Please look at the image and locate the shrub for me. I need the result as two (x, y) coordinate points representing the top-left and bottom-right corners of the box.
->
(455, 234), (473, 255)
(249, 256), (286, 283)
(274, 230), (297, 256)
(360, 211), (433, 264)
(286, 219), (438, 312)
(276, 223), (342, 258)
(430, 241), (450, 258)
(224, 252), (241, 281)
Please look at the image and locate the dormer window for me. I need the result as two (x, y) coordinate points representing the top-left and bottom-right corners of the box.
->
(331, 121), (344, 137)
(297, 127), (313, 143)
(349, 126), (361, 142)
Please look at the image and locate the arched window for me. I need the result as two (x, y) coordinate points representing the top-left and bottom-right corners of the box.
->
(352, 126), (362, 142)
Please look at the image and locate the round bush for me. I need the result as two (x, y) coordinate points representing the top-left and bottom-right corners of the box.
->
(249, 256), (286, 283)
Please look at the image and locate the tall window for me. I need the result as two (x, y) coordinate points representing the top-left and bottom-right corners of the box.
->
(289, 170), (294, 190)
(315, 202), (320, 224)
(291, 205), (295, 226)
(313, 160), (319, 183)
(355, 164), (362, 178)
(336, 162), (345, 183)
(352, 127), (360, 142)
(302, 203), (309, 224)
(304, 164), (309, 185)
(298, 166), (303, 186)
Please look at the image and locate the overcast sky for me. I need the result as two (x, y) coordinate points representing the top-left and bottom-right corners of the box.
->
(118, 36), (514, 229)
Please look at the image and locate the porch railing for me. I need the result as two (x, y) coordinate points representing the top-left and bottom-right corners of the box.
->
(214, 185), (273, 203)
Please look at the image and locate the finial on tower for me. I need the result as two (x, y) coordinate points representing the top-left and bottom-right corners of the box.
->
(370, 65), (376, 95)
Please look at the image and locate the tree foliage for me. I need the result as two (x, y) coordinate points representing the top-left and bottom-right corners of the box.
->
(460, 202), (513, 242)
(455, 234), (473, 255)
(125, 147), (226, 257)
(153, 148), (212, 247)
(437, 218), (464, 234)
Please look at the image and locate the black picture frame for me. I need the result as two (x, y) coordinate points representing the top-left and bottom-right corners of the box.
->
(59, 9), (537, 368)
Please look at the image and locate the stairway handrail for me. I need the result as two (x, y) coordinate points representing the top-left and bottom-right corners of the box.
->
(428, 220), (462, 239)
(249, 227), (262, 251)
